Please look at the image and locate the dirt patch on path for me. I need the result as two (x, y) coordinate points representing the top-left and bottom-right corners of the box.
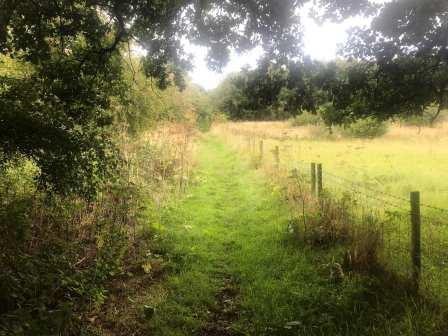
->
(200, 274), (241, 336)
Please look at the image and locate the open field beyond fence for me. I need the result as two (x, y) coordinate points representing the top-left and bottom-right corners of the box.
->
(213, 121), (448, 303)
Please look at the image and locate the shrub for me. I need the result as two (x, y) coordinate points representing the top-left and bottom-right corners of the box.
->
(400, 114), (433, 128)
(0, 125), (196, 335)
(399, 106), (447, 127)
(0, 175), (141, 335)
(343, 216), (383, 273)
(304, 193), (353, 246)
(197, 107), (213, 132)
(342, 117), (388, 139)
(280, 171), (383, 270)
(290, 111), (322, 127)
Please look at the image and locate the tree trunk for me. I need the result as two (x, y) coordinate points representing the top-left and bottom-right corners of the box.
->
(429, 103), (442, 127)
(430, 91), (446, 126)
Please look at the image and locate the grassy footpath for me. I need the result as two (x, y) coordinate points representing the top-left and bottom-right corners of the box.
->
(146, 135), (446, 336)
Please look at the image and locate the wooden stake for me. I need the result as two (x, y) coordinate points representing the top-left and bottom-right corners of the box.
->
(311, 163), (316, 196)
(274, 146), (280, 169)
(411, 191), (421, 290)
(317, 163), (323, 198)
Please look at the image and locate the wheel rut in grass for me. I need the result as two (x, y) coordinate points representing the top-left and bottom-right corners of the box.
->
(200, 272), (240, 336)
(199, 239), (242, 336)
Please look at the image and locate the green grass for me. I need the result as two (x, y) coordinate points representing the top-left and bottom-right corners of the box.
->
(215, 121), (448, 302)
(266, 131), (448, 302)
(263, 135), (448, 210)
(145, 135), (447, 336)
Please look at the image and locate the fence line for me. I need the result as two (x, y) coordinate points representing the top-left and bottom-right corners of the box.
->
(275, 143), (448, 217)
(324, 175), (411, 213)
(266, 142), (448, 214)
(240, 135), (448, 219)
(237, 134), (448, 301)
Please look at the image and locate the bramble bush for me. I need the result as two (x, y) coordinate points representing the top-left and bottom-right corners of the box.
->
(0, 124), (196, 335)
(0, 166), (141, 335)
(290, 111), (322, 127)
(342, 117), (388, 139)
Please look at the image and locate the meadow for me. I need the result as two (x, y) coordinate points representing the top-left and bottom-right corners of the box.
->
(213, 121), (448, 303)
(214, 121), (448, 208)
(3, 118), (448, 335)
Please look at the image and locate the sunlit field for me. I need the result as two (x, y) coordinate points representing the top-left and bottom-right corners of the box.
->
(213, 121), (448, 302)
(214, 121), (448, 208)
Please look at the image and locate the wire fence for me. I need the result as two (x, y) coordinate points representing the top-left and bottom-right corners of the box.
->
(238, 134), (448, 303)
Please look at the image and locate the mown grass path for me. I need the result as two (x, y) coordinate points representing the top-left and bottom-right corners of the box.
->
(148, 136), (444, 336)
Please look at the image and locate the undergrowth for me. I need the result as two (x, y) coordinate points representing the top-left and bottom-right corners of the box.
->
(0, 123), (196, 335)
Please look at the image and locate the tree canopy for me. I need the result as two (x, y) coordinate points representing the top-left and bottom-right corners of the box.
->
(214, 0), (448, 125)
(338, 0), (448, 122)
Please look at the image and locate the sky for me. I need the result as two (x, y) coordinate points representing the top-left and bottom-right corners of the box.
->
(187, 3), (373, 90)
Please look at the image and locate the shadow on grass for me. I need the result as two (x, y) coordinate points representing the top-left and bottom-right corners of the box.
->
(278, 235), (448, 336)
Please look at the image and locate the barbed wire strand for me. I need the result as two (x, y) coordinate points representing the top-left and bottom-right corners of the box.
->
(289, 158), (448, 214)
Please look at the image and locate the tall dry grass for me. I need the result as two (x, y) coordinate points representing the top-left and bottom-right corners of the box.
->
(215, 120), (448, 142)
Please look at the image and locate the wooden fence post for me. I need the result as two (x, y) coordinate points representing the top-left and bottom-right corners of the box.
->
(274, 146), (280, 169)
(317, 163), (323, 198)
(311, 163), (316, 196)
(410, 191), (421, 290)
(291, 168), (298, 179)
